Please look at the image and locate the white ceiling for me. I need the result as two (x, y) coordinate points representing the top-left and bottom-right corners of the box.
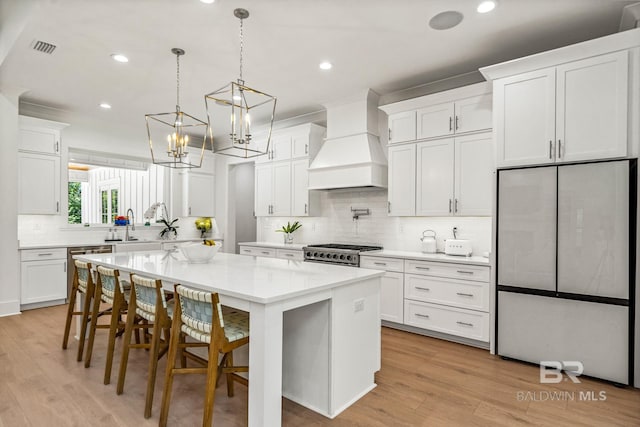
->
(0, 0), (634, 139)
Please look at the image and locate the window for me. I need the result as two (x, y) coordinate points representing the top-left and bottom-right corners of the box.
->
(99, 180), (120, 223)
(67, 151), (166, 225)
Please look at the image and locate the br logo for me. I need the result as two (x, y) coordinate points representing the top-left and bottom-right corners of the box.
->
(539, 361), (583, 384)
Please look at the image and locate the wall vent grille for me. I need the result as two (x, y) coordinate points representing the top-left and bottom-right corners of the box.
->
(32, 40), (57, 54)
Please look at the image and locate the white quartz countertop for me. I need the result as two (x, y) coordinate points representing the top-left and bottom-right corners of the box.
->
(238, 241), (308, 250)
(19, 238), (206, 250)
(361, 250), (490, 266)
(74, 251), (384, 304)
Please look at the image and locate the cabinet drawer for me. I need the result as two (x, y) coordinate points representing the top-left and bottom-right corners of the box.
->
(360, 256), (403, 273)
(404, 300), (489, 342)
(239, 246), (276, 258)
(405, 274), (489, 312)
(405, 260), (489, 282)
(21, 248), (66, 261)
(276, 249), (303, 261)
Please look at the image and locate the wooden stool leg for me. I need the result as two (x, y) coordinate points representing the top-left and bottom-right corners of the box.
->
(202, 339), (219, 426)
(84, 284), (103, 368)
(144, 320), (162, 418)
(77, 285), (93, 362)
(179, 332), (187, 368)
(226, 351), (235, 397)
(62, 284), (78, 350)
(159, 310), (182, 427)
(104, 295), (122, 384)
(116, 294), (137, 395)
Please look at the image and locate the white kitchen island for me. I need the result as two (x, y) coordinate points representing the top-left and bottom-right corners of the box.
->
(75, 251), (384, 426)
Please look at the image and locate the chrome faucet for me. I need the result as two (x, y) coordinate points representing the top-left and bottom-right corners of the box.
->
(125, 208), (136, 241)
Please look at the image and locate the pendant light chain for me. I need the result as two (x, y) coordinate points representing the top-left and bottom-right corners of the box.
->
(239, 16), (244, 83)
(176, 52), (181, 111)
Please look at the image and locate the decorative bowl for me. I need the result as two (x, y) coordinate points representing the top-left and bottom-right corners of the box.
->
(180, 242), (220, 263)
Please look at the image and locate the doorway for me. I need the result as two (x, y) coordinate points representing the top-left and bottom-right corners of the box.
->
(228, 162), (256, 253)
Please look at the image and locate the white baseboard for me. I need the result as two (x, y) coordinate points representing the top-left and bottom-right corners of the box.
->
(0, 300), (21, 317)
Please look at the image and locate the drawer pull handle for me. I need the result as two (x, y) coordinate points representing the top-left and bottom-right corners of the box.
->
(38, 253), (54, 256)
(415, 286), (431, 291)
(415, 266), (430, 271)
(261, 252), (270, 255)
(456, 321), (474, 327)
(415, 313), (430, 319)
(456, 270), (474, 275)
(285, 254), (293, 257)
(374, 262), (387, 266)
(456, 292), (474, 297)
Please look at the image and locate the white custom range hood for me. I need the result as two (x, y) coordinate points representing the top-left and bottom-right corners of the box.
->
(308, 90), (387, 190)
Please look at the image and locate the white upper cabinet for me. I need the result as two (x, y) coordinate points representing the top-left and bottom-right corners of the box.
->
(556, 51), (628, 163)
(291, 131), (310, 159)
(415, 132), (493, 217)
(483, 29), (635, 168)
(381, 83), (493, 145)
(18, 152), (61, 214)
(416, 139), (454, 216)
(271, 162), (292, 216)
(253, 123), (325, 217)
(454, 95), (493, 134)
(494, 68), (556, 167)
(454, 133), (494, 216)
(17, 116), (68, 215)
(387, 144), (416, 216)
(416, 103), (454, 140)
(186, 172), (215, 217)
(416, 95), (492, 140)
(388, 111), (416, 144)
(19, 116), (67, 155)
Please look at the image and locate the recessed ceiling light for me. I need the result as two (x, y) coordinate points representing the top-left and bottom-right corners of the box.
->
(99, 103), (112, 109)
(319, 61), (332, 70)
(429, 11), (464, 30)
(111, 53), (129, 63)
(200, 0), (215, 3)
(477, 1), (496, 13)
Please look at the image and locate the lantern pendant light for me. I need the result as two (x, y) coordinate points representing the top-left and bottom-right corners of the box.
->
(205, 8), (277, 158)
(146, 48), (209, 168)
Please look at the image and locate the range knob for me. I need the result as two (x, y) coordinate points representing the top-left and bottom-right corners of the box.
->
(313, 252), (318, 257)
(340, 254), (345, 260)
(346, 255), (352, 261)
(319, 253), (325, 258)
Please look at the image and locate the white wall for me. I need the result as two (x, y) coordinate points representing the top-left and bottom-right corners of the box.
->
(256, 189), (492, 255)
(0, 93), (20, 316)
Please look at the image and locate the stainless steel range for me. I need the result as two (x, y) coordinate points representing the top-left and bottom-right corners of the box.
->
(303, 243), (383, 267)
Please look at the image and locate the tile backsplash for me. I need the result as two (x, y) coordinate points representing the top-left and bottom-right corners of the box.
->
(257, 189), (492, 255)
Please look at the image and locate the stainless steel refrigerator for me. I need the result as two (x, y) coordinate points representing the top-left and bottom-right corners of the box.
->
(497, 159), (636, 385)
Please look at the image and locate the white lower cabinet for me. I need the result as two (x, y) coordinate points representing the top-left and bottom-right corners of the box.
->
(239, 245), (277, 258)
(363, 254), (491, 346)
(404, 300), (490, 342)
(21, 248), (67, 307)
(276, 248), (304, 261)
(361, 256), (404, 323)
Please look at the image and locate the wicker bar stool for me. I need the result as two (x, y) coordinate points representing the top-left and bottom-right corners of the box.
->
(117, 273), (173, 419)
(62, 260), (95, 362)
(159, 285), (249, 427)
(84, 266), (132, 384)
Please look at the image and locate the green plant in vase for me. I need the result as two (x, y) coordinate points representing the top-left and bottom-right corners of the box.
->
(276, 221), (301, 244)
(159, 217), (179, 240)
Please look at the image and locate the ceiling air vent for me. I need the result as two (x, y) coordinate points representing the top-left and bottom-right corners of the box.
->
(31, 40), (57, 54)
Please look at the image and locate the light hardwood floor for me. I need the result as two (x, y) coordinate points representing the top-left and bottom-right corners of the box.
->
(1, 304), (639, 426)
